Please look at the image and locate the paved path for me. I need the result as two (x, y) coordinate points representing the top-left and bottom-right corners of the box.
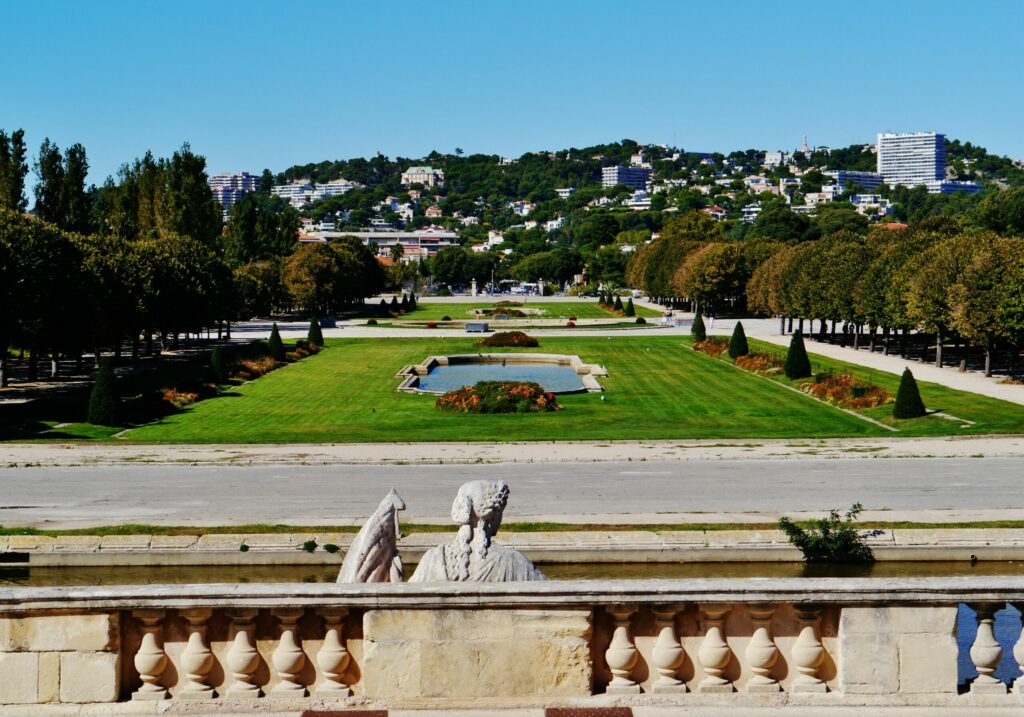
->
(1, 457), (1022, 528)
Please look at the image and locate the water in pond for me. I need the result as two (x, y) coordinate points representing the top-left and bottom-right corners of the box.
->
(416, 362), (585, 393)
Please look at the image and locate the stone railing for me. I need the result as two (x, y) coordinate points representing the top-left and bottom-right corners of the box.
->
(1, 577), (1023, 710)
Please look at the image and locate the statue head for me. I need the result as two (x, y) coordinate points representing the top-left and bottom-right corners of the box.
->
(448, 480), (510, 579)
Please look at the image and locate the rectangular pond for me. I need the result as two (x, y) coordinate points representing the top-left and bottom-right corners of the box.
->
(415, 362), (586, 394)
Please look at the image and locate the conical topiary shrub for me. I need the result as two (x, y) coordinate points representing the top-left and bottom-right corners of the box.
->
(893, 368), (927, 419)
(784, 330), (812, 379)
(379, 298), (389, 317)
(728, 321), (749, 359)
(400, 294), (409, 312)
(691, 311), (707, 342)
(625, 298), (636, 317)
(308, 318), (324, 347)
(210, 346), (227, 383)
(268, 322), (285, 361)
(410, 294), (418, 310)
(87, 358), (119, 426)
(614, 295), (624, 311)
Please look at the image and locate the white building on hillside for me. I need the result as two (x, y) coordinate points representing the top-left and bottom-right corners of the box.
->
(401, 166), (445, 188)
(208, 172), (260, 215)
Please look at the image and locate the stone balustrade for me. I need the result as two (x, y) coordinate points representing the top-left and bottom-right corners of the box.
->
(0, 577), (1023, 710)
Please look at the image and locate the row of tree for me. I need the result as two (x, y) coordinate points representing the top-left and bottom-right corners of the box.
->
(627, 213), (1024, 376)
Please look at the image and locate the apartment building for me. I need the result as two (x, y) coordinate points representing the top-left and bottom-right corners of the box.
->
(601, 165), (651, 190)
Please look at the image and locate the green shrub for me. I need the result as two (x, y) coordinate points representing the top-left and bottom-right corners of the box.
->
(268, 322), (285, 361)
(307, 319), (324, 346)
(239, 543), (249, 552)
(442, 315), (452, 321)
(784, 330), (811, 379)
(379, 298), (389, 316)
(210, 347), (227, 383)
(436, 381), (560, 413)
(476, 331), (539, 347)
(728, 321), (749, 359)
(635, 317), (646, 325)
(300, 539), (317, 553)
(691, 312), (707, 342)
(367, 319), (378, 325)
(87, 358), (120, 426)
(893, 368), (927, 419)
(323, 543), (340, 554)
(778, 503), (876, 563)
(614, 295), (624, 311)
(624, 298), (635, 317)
(401, 294), (409, 312)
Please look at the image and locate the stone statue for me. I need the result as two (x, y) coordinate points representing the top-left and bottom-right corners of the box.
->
(337, 480), (545, 583)
(337, 488), (406, 583)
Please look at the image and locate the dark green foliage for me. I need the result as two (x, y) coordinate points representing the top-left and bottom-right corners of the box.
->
(307, 319), (324, 347)
(441, 315), (452, 321)
(409, 294), (418, 310)
(784, 330), (811, 379)
(268, 322), (285, 361)
(400, 294), (409, 311)
(300, 539), (317, 553)
(635, 317), (646, 325)
(893, 368), (927, 419)
(728, 321), (749, 359)
(87, 359), (119, 426)
(624, 298), (635, 317)
(323, 543), (340, 554)
(379, 298), (389, 316)
(390, 296), (399, 308)
(366, 319), (378, 325)
(778, 503), (875, 563)
(239, 543), (249, 552)
(613, 295), (624, 311)
(210, 347), (227, 383)
(691, 312), (707, 342)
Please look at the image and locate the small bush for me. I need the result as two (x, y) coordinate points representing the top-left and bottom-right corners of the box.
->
(441, 315), (452, 321)
(613, 295), (624, 311)
(784, 330), (812, 379)
(894, 368), (927, 419)
(735, 353), (785, 375)
(378, 298), (389, 317)
(239, 543), (249, 552)
(323, 543), (340, 554)
(239, 357), (278, 377)
(300, 539), (317, 553)
(268, 322), (285, 361)
(367, 319), (378, 325)
(801, 373), (891, 409)
(426, 321), (438, 328)
(691, 312), (707, 342)
(568, 315), (577, 321)
(87, 359), (119, 426)
(476, 331), (539, 348)
(284, 351), (301, 361)
(161, 388), (199, 410)
(693, 339), (729, 357)
(566, 321), (576, 327)
(778, 503), (876, 564)
(625, 298), (635, 317)
(635, 317), (647, 325)
(728, 321), (749, 359)
(308, 319), (325, 346)
(436, 381), (561, 413)
(210, 347), (227, 383)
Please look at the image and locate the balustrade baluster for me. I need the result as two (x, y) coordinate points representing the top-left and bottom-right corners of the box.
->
(651, 605), (686, 693)
(272, 608), (308, 696)
(791, 605), (827, 693)
(969, 602), (1006, 694)
(226, 609), (261, 697)
(698, 603), (734, 693)
(316, 608), (352, 695)
(604, 606), (640, 694)
(179, 608), (217, 699)
(745, 603), (779, 692)
(132, 609), (169, 701)
(1013, 602), (1024, 694)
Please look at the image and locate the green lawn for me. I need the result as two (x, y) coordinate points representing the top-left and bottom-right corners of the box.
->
(121, 336), (886, 443)
(746, 338), (1024, 436)
(395, 301), (661, 321)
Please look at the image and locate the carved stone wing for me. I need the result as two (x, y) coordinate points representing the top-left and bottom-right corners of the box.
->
(337, 488), (406, 583)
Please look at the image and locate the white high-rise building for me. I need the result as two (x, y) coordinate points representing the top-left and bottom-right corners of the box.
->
(876, 132), (945, 187)
(208, 172), (260, 215)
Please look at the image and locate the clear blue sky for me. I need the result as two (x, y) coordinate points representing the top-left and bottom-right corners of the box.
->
(3, 0), (1022, 185)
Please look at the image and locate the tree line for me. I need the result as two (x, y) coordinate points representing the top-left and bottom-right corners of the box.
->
(627, 212), (1024, 376)
(0, 129), (386, 388)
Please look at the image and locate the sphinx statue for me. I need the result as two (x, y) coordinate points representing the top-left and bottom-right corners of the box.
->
(336, 481), (545, 583)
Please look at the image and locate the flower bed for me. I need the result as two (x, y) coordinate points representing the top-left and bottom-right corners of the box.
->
(735, 352), (785, 375)
(479, 308), (527, 317)
(801, 372), (892, 409)
(475, 331), (539, 348)
(693, 339), (729, 357)
(435, 381), (561, 413)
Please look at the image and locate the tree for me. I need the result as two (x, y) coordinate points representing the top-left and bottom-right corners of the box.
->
(748, 204), (816, 244)
(62, 143), (92, 234)
(87, 359), (119, 425)
(268, 322), (285, 361)
(893, 368), (926, 419)
(158, 144), (222, 246)
(33, 138), (65, 224)
(624, 297), (635, 317)
(673, 242), (745, 313)
(729, 321), (749, 359)
(282, 243), (342, 316)
(308, 318), (324, 346)
(691, 311), (706, 341)
(784, 330), (811, 379)
(224, 193), (299, 267)
(0, 128), (29, 212)
(210, 347), (227, 383)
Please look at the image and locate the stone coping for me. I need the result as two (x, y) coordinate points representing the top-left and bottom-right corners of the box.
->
(2, 576), (1024, 612)
(395, 352), (607, 393)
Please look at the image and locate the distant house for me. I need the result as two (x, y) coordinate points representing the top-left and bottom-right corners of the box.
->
(741, 203), (762, 224)
(401, 166), (445, 188)
(702, 206), (727, 221)
(555, 187), (576, 199)
(425, 206), (443, 219)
